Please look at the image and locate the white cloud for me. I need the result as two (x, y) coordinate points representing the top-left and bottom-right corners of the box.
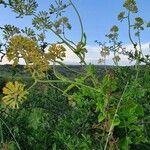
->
(0, 42), (150, 66)
(0, 55), (25, 65)
(63, 44), (132, 66)
(124, 42), (150, 54)
(0, 55), (13, 65)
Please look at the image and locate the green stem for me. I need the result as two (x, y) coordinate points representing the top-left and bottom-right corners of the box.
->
(50, 28), (86, 64)
(68, 0), (84, 42)
(137, 29), (144, 58)
(127, 11), (139, 80)
(27, 80), (37, 91)
(50, 28), (76, 51)
(33, 14), (76, 52)
(55, 60), (84, 75)
(0, 121), (4, 144)
(0, 118), (21, 150)
(37, 79), (100, 92)
(62, 24), (76, 47)
(127, 12), (135, 46)
(104, 82), (129, 150)
(48, 82), (69, 97)
(52, 63), (68, 81)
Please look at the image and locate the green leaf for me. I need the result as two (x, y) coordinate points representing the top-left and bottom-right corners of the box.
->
(52, 143), (57, 150)
(85, 64), (96, 76)
(135, 105), (144, 116)
(112, 117), (120, 127)
(129, 125), (143, 132)
(110, 25), (119, 32)
(10, 0), (38, 18)
(98, 114), (106, 122)
(96, 98), (104, 112)
(2, 24), (20, 40)
(119, 136), (132, 150)
(118, 11), (125, 21)
(7, 141), (17, 150)
(32, 11), (52, 30)
(134, 17), (144, 29)
(63, 83), (76, 94)
(21, 27), (36, 38)
(147, 21), (150, 27)
(123, 0), (138, 13)
(135, 17), (144, 24)
(28, 108), (45, 130)
(129, 104), (137, 114)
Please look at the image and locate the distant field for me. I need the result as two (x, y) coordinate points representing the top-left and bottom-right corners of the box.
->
(0, 64), (147, 79)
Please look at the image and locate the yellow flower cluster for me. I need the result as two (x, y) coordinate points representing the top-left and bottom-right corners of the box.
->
(100, 47), (110, 57)
(7, 35), (49, 78)
(113, 55), (120, 63)
(45, 44), (66, 61)
(2, 81), (28, 109)
(7, 35), (37, 65)
(24, 50), (49, 78)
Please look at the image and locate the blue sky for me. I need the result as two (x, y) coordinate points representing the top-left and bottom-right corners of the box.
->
(0, 0), (150, 65)
(73, 0), (150, 44)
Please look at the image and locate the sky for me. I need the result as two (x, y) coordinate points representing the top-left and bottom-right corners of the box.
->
(0, 0), (150, 65)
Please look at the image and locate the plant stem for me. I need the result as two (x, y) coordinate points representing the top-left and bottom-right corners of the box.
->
(27, 80), (37, 91)
(55, 60), (83, 75)
(37, 78), (100, 92)
(0, 121), (4, 144)
(69, 0), (84, 42)
(127, 11), (139, 80)
(127, 12), (135, 46)
(104, 82), (129, 150)
(0, 118), (21, 150)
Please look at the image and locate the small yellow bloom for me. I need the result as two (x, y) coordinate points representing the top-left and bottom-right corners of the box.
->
(2, 81), (28, 109)
(113, 55), (120, 63)
(100, 47), (110, 57)
(45, 44), (66, 61)
(25, 50), (49, 78)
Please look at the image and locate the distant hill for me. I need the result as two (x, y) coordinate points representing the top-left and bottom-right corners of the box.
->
(0, 65), (28, 77)
(0, 64), (147, 79)
(0, 64), (113, 77)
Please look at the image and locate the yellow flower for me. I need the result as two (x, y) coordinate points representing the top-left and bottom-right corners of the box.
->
(7, 35), (49, 78)
(100, 47), (110, 57)
(45, 44), (66, 61)
(2, 81), (28, 109)
(7, 35), (39, 66)
(113, 55), (120, 63)
(25, 50), (49, 78)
